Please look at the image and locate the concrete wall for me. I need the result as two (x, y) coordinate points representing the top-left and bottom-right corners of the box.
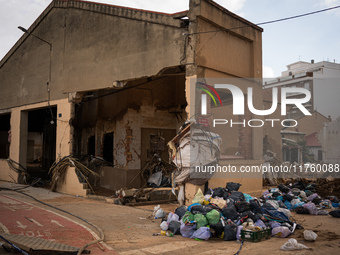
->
(55, 166), (88, 197)
(0, 0), (185, 110)
(0, 160), (18, 182)
(319, 117), (340, 164)
(297, 111), (330, 136)
(183, 0), (264, 197)
(100, 166), (141, 191)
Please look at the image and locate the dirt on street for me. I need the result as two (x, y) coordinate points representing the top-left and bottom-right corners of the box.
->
(1, 183), (340, 255)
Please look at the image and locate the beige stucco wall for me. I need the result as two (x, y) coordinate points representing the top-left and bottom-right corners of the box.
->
(297, 111), (330, 136)
(0, 160), (18, 182)
(55, 166), (88, 197)
(183, 0), (264, 197)
(7, 99), (71, 172)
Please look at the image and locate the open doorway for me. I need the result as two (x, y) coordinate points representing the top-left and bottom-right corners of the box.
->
(26, 107), (57, 179)
(0, 114), (11, 159)
(103, 132), (114, 164)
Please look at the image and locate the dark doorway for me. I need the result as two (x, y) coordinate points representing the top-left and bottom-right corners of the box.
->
(88, 136), (95, 156)
(27, 107), (57, 179)
(0, 114), (11, 158)
(103, 132), (113, 164)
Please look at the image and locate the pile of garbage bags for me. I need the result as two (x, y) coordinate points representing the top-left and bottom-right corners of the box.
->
(262, 181), (339, 217)
(157, 182), (312, 241)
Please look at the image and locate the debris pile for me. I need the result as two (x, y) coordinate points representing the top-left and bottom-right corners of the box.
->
(155, 182), (294, 242)
(168, 121), (222, 205)
(154, 180), (340, 242)
(49, 156), (99, 194)
(132, 132), (177, 189)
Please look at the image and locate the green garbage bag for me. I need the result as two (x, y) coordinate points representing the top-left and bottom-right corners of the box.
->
(194, 214), (208, 229)
(206, 209), (220, 225)
(182, 211), (195, 224)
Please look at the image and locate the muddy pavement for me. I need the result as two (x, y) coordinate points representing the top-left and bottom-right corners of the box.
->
(1, 182), (340, 255)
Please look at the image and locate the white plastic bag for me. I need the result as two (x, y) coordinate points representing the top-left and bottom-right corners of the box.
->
(153, 205), (160, 216)
(155, 208), (165, 218)
(148, 171), (162, 186)
(167, 212), (180, 224)
(303, 230), (317, 241)
(160, 221), (168, 231)
(272, 226), (292, 238)
(177, 185), (185, 206)
(280, 238), (309, 251)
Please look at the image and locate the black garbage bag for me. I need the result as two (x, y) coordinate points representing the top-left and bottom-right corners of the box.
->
(168, 221), (181, 235)
(278, 184), (290, 194)
(292, 180), (305, 190)
(206, 203), (221, 212)
(224, 224), (237, 241)
(278, 200), (288, 209)
(239, 210), (258, 222)
(212, 187), (228, 198)
(160, 175), (171, 187)
(221, 203), (238, 221)
(291, 189), (301, 196)
(283, 194), (294, 202)
(175, 206), (187, 220)
(190, 205), (213, 215)
(272, 192), (281, 198)
(327, 196), (339, 204)
(261, 202), (276, 210)
(226, 182), (241, 192)
(228, 191), (245, 202)
(329, 209), (340, 218)
(210, 219), (227, 237)
(250, 199), (262, 214)
(305, 183), (316, 192)
(235, 201), (251, 213)
(295, 206), (310, 214)
(313, 196), (322, 205)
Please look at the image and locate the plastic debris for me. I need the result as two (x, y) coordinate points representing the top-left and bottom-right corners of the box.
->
(280, 238), (310, 251)
(303, 230), (317, 241)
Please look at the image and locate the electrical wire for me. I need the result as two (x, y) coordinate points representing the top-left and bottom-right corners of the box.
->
(0, 186), (106, 255)
(188, 5), (340, 36)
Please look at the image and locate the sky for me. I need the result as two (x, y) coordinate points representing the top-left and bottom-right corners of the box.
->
(0, 0), (339, 77)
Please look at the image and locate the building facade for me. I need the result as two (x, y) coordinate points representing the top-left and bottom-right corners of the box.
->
(0, 0), (264, 196)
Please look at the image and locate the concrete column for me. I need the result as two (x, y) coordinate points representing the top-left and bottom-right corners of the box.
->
(56, 99), (72, 158)
(9, 109), (28, 170)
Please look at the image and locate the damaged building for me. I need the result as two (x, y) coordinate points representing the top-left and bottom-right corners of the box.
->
(0, 0), (264, 200)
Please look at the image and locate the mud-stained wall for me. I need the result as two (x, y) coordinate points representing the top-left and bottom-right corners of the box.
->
(73, 75), (187, 169)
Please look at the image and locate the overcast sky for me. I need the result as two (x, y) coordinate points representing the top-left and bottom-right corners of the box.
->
(1, 0), (339, 77)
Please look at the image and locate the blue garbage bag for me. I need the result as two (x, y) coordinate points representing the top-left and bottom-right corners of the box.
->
(190, 227), (211, 240)
(284, 200), (292, 210)
(262, 208), (290, 222)
(180, 223), (196, 238)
